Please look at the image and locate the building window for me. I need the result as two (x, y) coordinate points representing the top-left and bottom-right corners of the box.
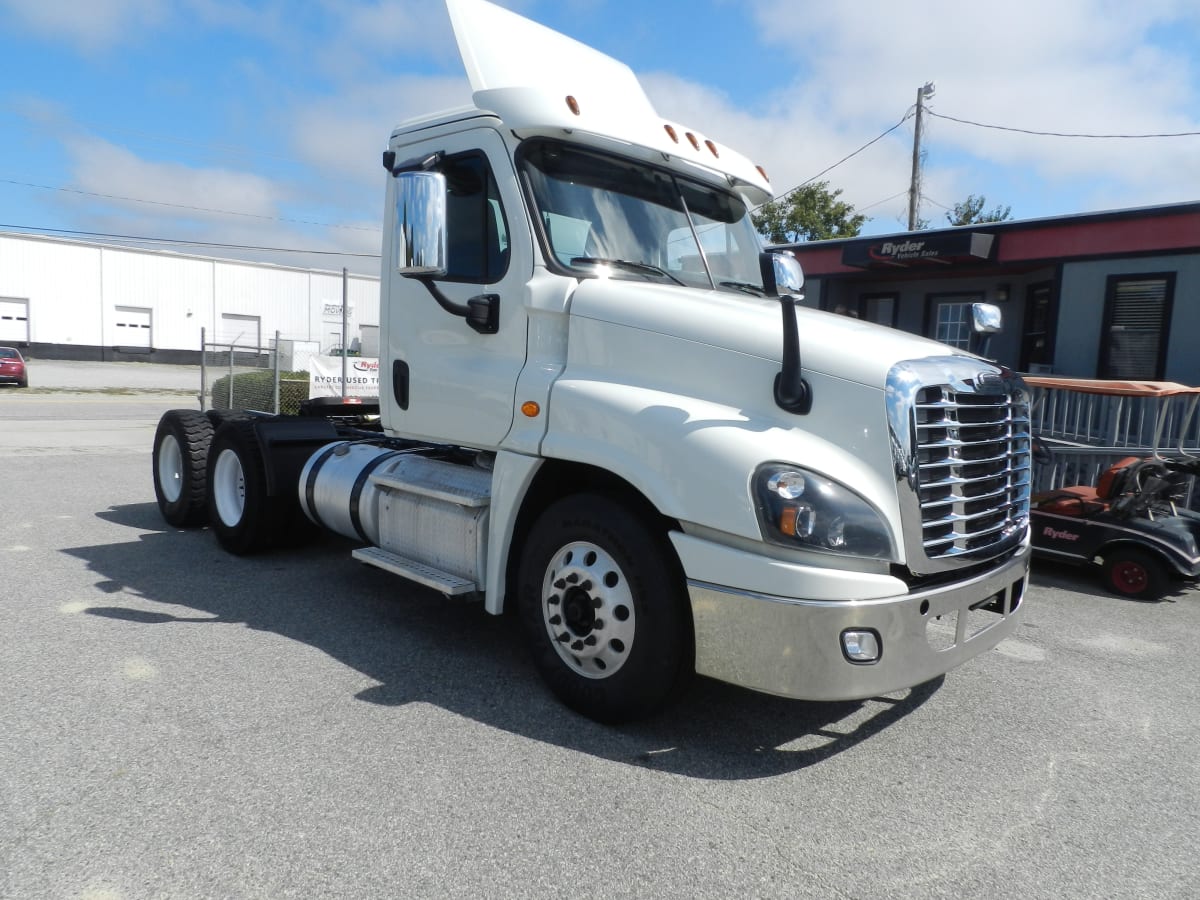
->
(926, 294), (981, 350)
(1099, 273), (1174, 380)
(860, 293), (897, 327)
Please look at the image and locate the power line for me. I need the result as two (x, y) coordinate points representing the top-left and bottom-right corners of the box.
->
(858, 189), (910, 213)
(0, 177), (380, 232)
(754, 111), (914, 212)
(926, 109), (1200, 138)
(0, 223), (381, 257)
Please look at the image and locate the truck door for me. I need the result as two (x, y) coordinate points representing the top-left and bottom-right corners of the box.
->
(382, 127), (530, 448)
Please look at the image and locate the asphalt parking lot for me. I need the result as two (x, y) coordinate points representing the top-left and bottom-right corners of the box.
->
(1, 365), (1198, 899)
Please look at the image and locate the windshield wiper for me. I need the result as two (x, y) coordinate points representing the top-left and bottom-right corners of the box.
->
(719, 280), (766, 296)
(571, 257), (686, 286)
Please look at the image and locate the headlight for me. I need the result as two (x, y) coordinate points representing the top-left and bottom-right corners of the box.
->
(754, 464), (896, 560)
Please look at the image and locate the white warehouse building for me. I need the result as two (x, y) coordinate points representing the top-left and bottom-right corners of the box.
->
(0, 231), (382, 364)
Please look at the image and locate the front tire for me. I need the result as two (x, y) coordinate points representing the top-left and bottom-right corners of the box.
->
(1102, 547), (1168, 600)
(517, 494), (692, 723)
(153, 410), (214, 527)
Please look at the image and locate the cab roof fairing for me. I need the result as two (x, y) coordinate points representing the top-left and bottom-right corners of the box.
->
(444, 0), (774, 206)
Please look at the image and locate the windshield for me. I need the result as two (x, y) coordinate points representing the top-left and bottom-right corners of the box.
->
(519, 140), (765, 293)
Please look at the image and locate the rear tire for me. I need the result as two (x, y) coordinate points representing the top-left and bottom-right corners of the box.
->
(1102, 547), (1168, 600)
(517, 494), (692, 723)
(153, 410), (214, 527)
(207, 419), (273, 555)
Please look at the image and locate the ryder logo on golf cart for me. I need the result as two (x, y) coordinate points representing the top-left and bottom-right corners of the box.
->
(1042, 525), (1081, 542)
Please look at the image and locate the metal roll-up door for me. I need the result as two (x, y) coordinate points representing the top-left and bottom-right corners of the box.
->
(114, 306), (152, 348)
(0, 298), (30, 343)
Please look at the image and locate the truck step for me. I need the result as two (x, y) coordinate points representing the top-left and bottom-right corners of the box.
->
(352, 546), (477, 596)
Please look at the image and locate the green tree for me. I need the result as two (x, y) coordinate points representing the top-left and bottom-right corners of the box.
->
(946, 194), (1012, 226)
(753, 180), (868, 243)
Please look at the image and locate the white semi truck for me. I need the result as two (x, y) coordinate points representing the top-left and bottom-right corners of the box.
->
(151, 0), (1032, 722)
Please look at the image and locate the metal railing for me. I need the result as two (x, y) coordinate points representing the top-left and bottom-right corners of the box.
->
(1030, 383), (1200, 449)
(1028, 378), (1200, 510)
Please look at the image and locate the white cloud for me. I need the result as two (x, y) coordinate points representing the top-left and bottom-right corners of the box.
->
(0, 0), (167, 51)
(740, 0), (1200, 222)
(287, 74), (471, 194)
(66, 138), (288, 222)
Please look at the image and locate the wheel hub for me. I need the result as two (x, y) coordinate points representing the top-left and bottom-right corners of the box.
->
(562, 585), (596, 636)
(541, 541), (636, 680)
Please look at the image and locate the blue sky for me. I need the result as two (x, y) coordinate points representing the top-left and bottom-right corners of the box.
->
(1, 0), (1198, 275)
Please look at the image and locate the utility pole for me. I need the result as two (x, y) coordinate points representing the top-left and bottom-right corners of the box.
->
(907, 81), (935, 231)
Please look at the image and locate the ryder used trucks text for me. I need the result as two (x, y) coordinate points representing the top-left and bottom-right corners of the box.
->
(151, 0), (1032, 722)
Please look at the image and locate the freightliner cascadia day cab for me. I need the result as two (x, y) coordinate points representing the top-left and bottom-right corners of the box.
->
(151, 0), (1032, 723)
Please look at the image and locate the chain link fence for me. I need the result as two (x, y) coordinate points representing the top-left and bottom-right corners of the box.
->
(200, 329), (311, 415)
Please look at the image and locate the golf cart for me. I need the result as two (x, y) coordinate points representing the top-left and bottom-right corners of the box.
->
(1029, 378), (1200, 600)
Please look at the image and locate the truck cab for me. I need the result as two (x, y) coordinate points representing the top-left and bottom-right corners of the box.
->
(152, 0), (1032, 723)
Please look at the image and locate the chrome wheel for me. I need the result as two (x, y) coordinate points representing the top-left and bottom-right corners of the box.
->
(156, 434), (184, 504)
(540, 540), (636, 679)
(212, 447), (247, 528)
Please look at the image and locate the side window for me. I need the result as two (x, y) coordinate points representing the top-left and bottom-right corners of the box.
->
(442, 154), (510, 283)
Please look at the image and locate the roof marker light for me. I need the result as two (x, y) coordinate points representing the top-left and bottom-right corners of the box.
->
(756, 164), (770, 182)
(566, 96), (580, 116)
(705, 139), (719, 158)
(664, 124), (679, 143)
(685, 132), (700, 150)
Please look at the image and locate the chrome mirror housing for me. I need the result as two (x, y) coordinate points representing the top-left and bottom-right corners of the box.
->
(971, 302), (1002, 334)
(393, 171), (447, 276)
(760, 250), (805, 298)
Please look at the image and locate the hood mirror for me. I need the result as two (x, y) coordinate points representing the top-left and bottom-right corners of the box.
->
(760, 250), (804, 298)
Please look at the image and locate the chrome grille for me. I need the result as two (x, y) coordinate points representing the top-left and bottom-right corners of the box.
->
(886, 357), (1031, 575)
(914, 384), (1031, 561)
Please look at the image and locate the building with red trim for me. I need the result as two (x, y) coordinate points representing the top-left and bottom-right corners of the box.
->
(775, 201), (1200, 384)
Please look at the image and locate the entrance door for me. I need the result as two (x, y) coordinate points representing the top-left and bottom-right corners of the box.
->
(0, 298), (29, 343)
(1019, 282), (1057, 372)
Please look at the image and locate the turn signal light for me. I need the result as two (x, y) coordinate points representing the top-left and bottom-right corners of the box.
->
(521, 401), (541, 418)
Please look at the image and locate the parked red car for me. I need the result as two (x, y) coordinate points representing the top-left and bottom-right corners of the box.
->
(0, 347), (28, 387)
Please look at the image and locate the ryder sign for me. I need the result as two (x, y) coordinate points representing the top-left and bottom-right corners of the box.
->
(309, 356), (380, 398)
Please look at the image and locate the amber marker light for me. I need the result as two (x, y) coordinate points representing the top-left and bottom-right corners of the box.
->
(521, 401), (541, 418)
(756, 164), (770, 182)
(779, 506), (799, 537)
(685, 132), (700, 150)
(705, 139), (719, 158)
(566, 96), (581, 115)
(664, 124), (679, 143)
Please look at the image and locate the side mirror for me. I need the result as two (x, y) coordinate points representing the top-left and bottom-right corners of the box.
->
(393, 171), (447, 276)
(759, 251), (805, 298)
(971, 302), (1002, 334)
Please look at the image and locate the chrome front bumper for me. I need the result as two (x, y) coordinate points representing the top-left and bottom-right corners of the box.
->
(687, 545), (1029, 702)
